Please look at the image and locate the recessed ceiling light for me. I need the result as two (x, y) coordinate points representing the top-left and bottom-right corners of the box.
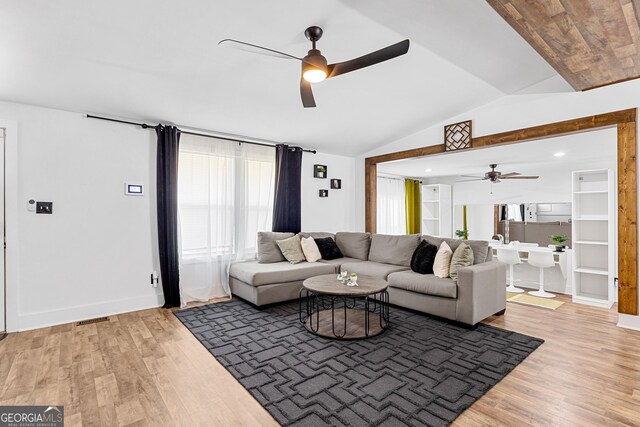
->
(554, 152), (565, 157)
(425, 168), (433, 172)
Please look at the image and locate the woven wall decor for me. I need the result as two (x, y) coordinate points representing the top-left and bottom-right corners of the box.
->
(444, 120), (472, 151)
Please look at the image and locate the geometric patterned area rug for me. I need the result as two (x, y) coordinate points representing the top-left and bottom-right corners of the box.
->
(175, 299), (543, 426)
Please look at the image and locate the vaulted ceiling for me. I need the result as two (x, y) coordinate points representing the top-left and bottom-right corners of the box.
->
(0, 0), (622, 156)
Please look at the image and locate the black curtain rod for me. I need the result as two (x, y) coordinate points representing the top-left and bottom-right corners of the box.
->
(86, 114), (317, 154)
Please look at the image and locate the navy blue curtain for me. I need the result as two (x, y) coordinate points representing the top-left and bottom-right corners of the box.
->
(156, 125), (181, 308)
(272, 144), (303, 233)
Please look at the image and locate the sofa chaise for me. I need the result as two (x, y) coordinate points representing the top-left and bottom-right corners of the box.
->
(229, 232), (506, 326)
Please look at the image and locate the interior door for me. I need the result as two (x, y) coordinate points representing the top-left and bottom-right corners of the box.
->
(0, 129), (4, 333)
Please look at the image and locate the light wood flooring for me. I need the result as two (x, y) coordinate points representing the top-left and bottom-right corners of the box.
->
(1, 294), (639, 426)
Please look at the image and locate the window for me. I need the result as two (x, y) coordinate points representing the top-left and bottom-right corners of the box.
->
(177, 134), (275, 301)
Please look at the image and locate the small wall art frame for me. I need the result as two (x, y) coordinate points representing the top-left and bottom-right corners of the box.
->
(314, 164), (328, 178)
(331, 179), (341, 189)
(319, 189), (328, 197)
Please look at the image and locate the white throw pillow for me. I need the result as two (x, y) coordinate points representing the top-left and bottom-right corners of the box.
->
(433, 241), (453, 278)
(300, 237), (322, 262)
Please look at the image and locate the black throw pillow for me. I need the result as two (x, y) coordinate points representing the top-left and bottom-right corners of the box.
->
(411, 240), (439, 274)
(314, 237), (344, 260)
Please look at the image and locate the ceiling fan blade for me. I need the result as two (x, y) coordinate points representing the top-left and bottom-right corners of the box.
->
(326, 39), (410, 78)
(460, 175), (485, 179)
(219, 39), (303, 61)
(500, 172), (521, 177)
(501, 176), (539, 179)
(457, 178), (486, 182)
(300, 78), (316, 108)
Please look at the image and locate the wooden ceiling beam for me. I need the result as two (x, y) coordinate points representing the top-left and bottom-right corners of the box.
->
(486, 0), (640, 91)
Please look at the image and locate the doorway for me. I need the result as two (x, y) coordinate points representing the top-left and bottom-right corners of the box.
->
(0, 128), (4, 335)
(365, 109), (637, 315)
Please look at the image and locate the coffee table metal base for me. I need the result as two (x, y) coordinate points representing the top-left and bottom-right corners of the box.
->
(299, 289), (390, 340)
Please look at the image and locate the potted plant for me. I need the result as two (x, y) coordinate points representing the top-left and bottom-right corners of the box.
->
(455, 229), (469, 239)
(455, 205), (469, 240)
(550, 234), (568, 252)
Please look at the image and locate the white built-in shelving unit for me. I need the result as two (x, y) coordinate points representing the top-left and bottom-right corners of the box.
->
(571, 169), (615, 308)
(421, 184), (452, 237)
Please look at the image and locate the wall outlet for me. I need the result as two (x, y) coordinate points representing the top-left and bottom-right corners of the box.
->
(36, 201), (53, 214)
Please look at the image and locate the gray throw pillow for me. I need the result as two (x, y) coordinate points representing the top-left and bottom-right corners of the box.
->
(449, 242), (474, 281)
(257, 231), (295, 263)
(276, 235), (306, 264)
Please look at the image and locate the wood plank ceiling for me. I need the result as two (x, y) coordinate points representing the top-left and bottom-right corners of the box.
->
(486, 0), (640, 90)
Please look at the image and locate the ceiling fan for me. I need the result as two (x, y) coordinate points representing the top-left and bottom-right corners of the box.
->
(457, 164), (539, 183)
(219, 26), (410, 108)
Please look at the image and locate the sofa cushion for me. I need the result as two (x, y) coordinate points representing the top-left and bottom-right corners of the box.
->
(258, 232), (295, 263)
(229, 260), (334, 287)
(335, 232), (371, 260)
(369, 234), (421, 267)
(276, 235), (306, 264)
(410, 240), (439, 274)
(319, 257), (365, 273)
(433, 241), (453, 278)
(423, 235), (490, 265)
(298, 232), (335, 240)
(315, 237), (344, 260)
(388, 270), (457, 299)
(341, 261), (409, 280)
(449, 242), (474, 281)
(300, 237), (322, 262)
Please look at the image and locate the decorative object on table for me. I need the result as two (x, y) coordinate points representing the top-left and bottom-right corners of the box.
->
(348, 272), (358, 286)
(314, 164), (327, 178)
(318, 189), (328, 197)
(444, 119), (472, 151)
(330, 178), (341, 189)
(337, 267), (348, 282)
(550, 234), (568, 252)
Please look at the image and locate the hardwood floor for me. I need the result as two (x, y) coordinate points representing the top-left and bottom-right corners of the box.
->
(1, 295), (639, 426)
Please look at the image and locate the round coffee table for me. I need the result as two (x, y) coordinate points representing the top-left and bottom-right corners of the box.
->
(299, 274), (390, 340)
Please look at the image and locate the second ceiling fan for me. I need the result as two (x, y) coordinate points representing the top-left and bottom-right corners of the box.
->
(219, 26), (410, 108)
(458, 164), (539, 183)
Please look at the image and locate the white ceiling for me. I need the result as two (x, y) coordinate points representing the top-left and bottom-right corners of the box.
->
(0, 0), (567, 155)
(377, 128), (618, 178)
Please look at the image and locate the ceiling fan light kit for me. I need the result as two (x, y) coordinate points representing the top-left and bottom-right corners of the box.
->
(220, 25), (410, 107)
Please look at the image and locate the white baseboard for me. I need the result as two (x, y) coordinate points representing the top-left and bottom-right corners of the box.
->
(617, 313), (640, 331)
(16, 293), (165, 332)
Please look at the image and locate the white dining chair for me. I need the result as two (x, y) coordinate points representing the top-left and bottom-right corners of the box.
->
(496, 248), (524, 293)
(527, 250), (557, 298)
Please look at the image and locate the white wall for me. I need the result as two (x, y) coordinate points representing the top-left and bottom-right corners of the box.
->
(0, 101), (359, 331)
(0, 101), (163, 331)
(357, 78), (640, 329)
(301, 152), (357, 233)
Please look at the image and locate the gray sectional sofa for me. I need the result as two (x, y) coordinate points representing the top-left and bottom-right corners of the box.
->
(229, 232), (507, 326)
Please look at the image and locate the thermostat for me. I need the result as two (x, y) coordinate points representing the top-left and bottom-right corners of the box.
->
(125, 183), (144, 196)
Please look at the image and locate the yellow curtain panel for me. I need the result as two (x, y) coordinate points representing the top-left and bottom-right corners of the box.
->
(405, 179), (421, 234)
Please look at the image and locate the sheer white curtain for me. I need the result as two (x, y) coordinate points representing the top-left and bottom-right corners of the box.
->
(178, 134), (275, 305)
(377, 176), (407, 234)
